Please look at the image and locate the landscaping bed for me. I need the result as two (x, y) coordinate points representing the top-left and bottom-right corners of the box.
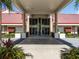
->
(61, 48), (79, 59)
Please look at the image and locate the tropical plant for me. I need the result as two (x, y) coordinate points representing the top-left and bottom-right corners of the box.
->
(0, 39), (25, 59)
(0, 0), (12, 40)
(75, 0), (79, 9)
(2, 33), (15, 38)
(62, 48), (79, 59)
(0, 1), (25, 59)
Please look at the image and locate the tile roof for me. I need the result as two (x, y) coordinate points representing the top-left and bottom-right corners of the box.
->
(58, 14), (79, 24)
(1, 13), (23, 24)
(1, 13), (79, 24)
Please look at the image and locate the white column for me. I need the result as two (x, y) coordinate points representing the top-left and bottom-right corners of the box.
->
(50, 14), (53, 32)
(26, 14), (30, 32)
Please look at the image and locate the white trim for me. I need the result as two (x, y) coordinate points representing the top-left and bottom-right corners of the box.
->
(2, 24), (79, 26)
(58, 24), (79, 26)
(1, 24), (23, 26)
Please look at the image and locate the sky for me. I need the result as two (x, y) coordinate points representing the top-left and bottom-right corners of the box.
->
(2, 0), (79, 14)
(60, 0), (78, 14)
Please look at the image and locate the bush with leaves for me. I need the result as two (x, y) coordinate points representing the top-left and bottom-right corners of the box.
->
(0, 39), (25, 59)
(62, 48), (79, 59)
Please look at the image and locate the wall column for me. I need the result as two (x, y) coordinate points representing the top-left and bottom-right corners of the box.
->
(23, 12), (26, 33)
(22, 12), (26, 38)
(54, 12), (58, 33)
(75, 27), (78, 34)
(54, 12), (59, 38)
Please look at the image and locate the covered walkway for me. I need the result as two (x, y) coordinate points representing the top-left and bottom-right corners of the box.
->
(12, 0), (72, 59)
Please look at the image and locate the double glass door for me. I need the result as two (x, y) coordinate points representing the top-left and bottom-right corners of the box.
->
(30, 18), (50, 36)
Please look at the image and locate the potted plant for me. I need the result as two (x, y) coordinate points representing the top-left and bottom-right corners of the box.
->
(0, 39), (25, 59)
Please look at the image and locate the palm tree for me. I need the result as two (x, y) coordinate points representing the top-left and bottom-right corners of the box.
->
(75, 0), (79, 9)
(0, 0), (12, 40)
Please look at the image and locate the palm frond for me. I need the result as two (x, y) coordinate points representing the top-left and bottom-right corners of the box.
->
(1, 0), (12, 11)
(75, 0), (79, 9)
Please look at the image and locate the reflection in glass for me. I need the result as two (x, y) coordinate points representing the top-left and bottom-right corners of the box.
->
(30, 28), (37, 35)
(30, 18), (37, 25)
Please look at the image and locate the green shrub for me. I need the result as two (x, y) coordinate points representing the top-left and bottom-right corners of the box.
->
(0, 39), (25, 59)
(2, 33), (15, 38)
(60, 32), (64, 34)
(66, 33), (73, 38)
(62, 48), (79, 59)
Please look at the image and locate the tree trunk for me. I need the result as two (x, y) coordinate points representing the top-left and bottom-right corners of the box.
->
(0, 0), (2, 40)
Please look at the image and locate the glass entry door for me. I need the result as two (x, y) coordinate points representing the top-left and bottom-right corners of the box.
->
(29, 18), (50, 36)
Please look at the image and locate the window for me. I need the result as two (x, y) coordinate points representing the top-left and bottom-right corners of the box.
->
(64, 27), (71, 33)
(7, 27), (15, 33)
(4, 26), (7, 32)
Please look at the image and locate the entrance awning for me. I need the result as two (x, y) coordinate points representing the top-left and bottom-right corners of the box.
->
(12, 0), (72, 14)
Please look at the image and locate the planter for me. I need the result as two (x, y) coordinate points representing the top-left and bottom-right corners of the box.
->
(59, 33), (66, 38)
(15, 33), (21, 39)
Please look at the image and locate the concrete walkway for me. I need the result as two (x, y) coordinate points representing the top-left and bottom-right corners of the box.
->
(18, 45), (70, 59)
(17, 37), (71, 59)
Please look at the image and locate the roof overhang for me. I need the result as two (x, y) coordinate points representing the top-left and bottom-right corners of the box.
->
(12, 0), (72, 14)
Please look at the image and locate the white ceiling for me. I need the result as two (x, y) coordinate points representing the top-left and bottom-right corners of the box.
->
(12, 0), (71, 14)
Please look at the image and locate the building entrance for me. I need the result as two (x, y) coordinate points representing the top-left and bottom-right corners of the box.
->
(29, 18), (50, 36)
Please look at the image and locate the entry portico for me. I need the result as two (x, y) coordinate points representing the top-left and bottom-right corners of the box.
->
(12, 0), (71, 37)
